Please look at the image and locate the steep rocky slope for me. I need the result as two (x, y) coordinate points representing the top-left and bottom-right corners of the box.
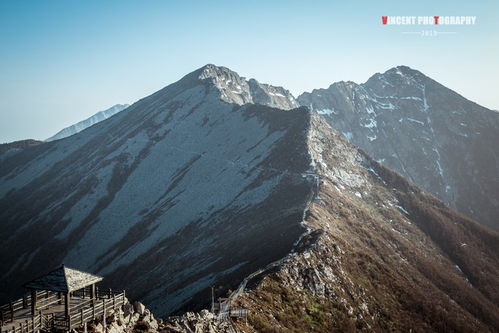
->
(0, 65), (312, 316)
(298, 66), (499, 230)
(232, 114), (499, 332)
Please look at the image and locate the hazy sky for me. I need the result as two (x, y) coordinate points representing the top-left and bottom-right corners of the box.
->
(1, 0), (498, 142)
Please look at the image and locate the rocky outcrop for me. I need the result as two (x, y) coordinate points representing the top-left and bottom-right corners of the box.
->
(162, 310), (236, 333)
(198, 64), (299, 110)
(83, 303), (236, 333)
(74, 299), (159, 333)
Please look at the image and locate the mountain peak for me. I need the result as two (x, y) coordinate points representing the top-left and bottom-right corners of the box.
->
(329, 80), (358, 89)
(376, 65), (427, 82)
(197, 64), (241, 81)
(184, 64), (299, 109)
(391, 65), (419, 75)
(360, 65), (428, 91)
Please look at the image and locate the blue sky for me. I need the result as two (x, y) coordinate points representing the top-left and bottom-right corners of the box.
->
(0, 0), (497, 142)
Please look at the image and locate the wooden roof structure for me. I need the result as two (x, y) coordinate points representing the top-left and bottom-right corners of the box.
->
(23, 265), (102, 293)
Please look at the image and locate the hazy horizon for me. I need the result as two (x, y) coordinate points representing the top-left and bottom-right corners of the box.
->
(1, 0), (498, 143)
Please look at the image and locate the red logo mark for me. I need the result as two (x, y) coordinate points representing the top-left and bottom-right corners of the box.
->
(434, 16), (439, 24)
(382, 16), (388, 25)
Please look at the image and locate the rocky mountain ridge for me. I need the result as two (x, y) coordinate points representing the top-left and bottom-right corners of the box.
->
(298, 65), (499, 230)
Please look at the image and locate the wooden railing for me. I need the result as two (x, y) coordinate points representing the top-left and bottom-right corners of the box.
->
(0, 313), (41, 333)
(0, 290), (57, 325)
(36, 292), (60, 310)
(0, 290), (126, 333)
(65, 291), (126, 330)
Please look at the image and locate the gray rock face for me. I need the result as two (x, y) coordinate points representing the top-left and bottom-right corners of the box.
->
(89, 297), (159, 333)
(298, 66), (499, 230)
(134, 301), (146, 315)
(0, 65), (313, 316)
(198, 64), (299, 110)
(162, 310), (235, 332)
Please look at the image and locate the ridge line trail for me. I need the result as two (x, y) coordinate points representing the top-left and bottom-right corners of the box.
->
(222, 172), (321, 309)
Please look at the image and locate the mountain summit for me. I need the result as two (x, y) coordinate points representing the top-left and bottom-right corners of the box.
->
(191, 64), (299, 109)
(298, 65), (499, 230)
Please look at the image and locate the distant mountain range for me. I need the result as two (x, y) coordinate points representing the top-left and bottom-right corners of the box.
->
(46, 104), (129, 141)
(0, 65), (497, 331)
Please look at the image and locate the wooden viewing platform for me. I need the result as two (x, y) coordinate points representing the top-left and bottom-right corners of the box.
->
(0, 265), (125, 333)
